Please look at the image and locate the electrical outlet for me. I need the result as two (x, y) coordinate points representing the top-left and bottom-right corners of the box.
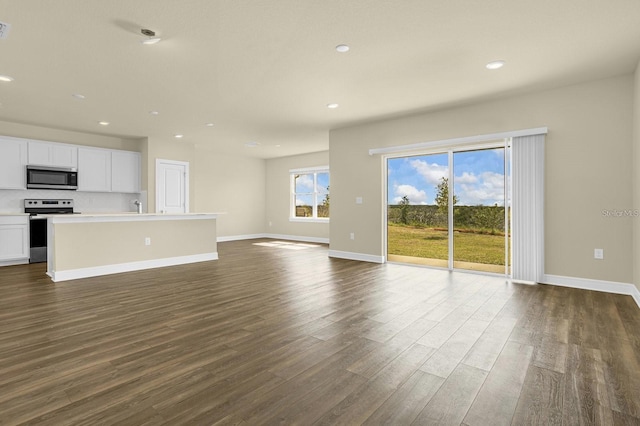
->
(356, 197), (363, 204)
(145, 237), (151, 246)
(594, 248), (603, 259)
(350, 232), (355, 240)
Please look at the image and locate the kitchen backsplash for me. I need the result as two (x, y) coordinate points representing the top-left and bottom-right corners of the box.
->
(0, 189), (147, 214)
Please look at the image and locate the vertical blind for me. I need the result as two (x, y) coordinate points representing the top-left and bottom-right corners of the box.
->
(511, 134), (545, 283)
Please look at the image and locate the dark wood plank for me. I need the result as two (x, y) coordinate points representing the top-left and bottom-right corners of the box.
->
(418, 318), (490, 378)
(562, 344), (614, 425)
(412, 363), (488, 425)
(0, 239), (638, 424)
(463, 341), (534, 425)
(512, 365), (564, 425)
(363, 370), (444, 425)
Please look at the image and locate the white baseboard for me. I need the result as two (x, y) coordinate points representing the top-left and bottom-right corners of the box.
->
(217, 234), (266, 242)
(328, 250), (385, 264)
(543, 274), (640, 309)
(0, 258), (29, 267)
(263, 233), (329, 244)
(217, 233), (330, 245)
(48, 252), (218, 282)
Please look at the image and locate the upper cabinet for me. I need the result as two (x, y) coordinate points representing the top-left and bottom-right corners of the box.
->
(111, 151), (141, 193)
(0, 137), (28, 189)
(78, 147), (112, 192)
(77, 147), (140, 193)
(28, 141), (78, 168)
(1, 135), (141, 194)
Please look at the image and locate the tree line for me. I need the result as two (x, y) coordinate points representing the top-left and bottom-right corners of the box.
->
(390, 177), (506, 235)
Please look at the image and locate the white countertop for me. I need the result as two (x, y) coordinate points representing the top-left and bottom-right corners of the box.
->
(0, 213), (30, 216)
(57, 212), (222, 217)
(46, 212), (224, 223)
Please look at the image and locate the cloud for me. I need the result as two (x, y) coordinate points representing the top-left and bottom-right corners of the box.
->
(393, 184), (428, 205)
(294, 174), (314, 191)
(409, 159), (448, 185)
(455, 172), (477, 184)
(457, 171), (505, 205)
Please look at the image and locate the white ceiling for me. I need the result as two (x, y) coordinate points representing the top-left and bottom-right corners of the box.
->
(1, 0), (639, 158)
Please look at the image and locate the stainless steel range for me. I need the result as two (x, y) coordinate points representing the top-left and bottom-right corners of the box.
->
(24, 199), (75, 263)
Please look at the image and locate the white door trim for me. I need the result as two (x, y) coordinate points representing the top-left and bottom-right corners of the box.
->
(156, 158), (190, 213)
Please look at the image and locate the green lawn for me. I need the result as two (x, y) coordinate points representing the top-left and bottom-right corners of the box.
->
(387, 223), (507, 265)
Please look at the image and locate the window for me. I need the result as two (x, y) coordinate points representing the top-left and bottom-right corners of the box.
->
(290, 166), (329, 221)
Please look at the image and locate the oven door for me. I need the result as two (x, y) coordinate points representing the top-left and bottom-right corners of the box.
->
(29, 216), (48, 263)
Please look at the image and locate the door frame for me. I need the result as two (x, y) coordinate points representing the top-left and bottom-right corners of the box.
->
(155, 158), (190, 213)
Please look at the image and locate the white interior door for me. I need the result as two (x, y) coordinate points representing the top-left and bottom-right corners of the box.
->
(156, 159), (189, 213)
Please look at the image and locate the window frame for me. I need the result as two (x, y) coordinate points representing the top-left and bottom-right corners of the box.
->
(290, 166), (330, 223)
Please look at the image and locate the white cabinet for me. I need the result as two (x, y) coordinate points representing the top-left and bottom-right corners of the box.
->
(0, 216), (29, 266)
(28, 141), (78, 168)
(0, 137), (27, 189)
(111, 151), (141, 193)
(78, 147), (112, 192)
(77, 148), (140, 193)
(1, 134), (140, 194)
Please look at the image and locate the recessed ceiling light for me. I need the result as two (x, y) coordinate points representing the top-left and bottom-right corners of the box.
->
(72, 93), (86, 99)
(486, 60), (505, 70)
(149, 111), (159, 115)
(174, 134), (184, 139)
(327, 103), (339, 109)
(0, 75), (14, 82)
(98, 121), (110, 126)
(205, 123), (214, 127)
(336, 44), (350, 53)
(142, 37), (162, 45)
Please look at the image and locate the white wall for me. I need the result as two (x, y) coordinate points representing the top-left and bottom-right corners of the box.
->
(330, 74), (634, 284)
(0, 120), (143, 151)
(265, 151), (330, 241)
(193, 150), (266, 238)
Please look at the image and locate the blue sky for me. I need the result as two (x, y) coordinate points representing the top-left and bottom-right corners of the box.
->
(295, 172), (329, 206)
(387, 148), (508, 206)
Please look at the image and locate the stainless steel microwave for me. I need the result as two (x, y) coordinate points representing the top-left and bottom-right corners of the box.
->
(26, 165), (78, 190)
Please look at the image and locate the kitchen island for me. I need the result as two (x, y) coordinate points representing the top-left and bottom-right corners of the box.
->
(46, 213), (220, 282)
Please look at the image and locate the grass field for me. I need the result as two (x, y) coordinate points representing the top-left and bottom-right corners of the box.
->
(387, 223), (508, 266)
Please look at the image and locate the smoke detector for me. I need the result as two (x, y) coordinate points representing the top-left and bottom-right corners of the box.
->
(141, 29), (161, 45)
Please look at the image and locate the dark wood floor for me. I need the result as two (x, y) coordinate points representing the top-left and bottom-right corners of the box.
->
(1, 239), (639, 425)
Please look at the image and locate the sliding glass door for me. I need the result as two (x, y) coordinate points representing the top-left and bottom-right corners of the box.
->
(386, 141), (511, 275)
(452, 147), (509, 273)
(386, 153), (449, 268)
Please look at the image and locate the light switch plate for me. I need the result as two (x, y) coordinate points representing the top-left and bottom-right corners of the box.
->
(356, 197), (363, 204)
(594, 248), (603, 259)
(0, 22), (11, 39)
